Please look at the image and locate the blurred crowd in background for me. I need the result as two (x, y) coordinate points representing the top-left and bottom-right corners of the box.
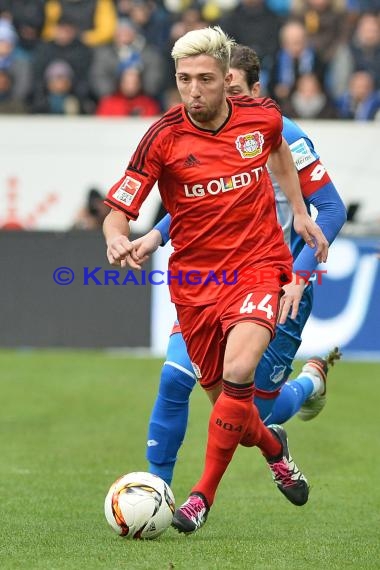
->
(0, 0), (380, 120)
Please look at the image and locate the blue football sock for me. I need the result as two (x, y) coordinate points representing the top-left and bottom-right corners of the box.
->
(263, 374), (315, 425)
(146, 333), (196, 486)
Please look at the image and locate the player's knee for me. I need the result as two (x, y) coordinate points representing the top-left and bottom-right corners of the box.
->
(223, 358), (254, 384)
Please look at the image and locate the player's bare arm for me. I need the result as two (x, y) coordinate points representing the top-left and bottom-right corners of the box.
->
(268, 138), (328, 263)
(103, 210), (141, 269)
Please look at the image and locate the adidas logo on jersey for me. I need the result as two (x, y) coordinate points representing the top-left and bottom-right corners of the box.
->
(183, 154), (201, 168)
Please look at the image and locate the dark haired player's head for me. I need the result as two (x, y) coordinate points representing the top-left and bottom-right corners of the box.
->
(228, 45), (261, 97)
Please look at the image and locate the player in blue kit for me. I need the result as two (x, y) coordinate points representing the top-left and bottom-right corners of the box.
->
(136, 45), (346, 487)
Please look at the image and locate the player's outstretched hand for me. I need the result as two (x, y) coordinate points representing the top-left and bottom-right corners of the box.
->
(293, 213), (328, 263)
(106, 235), (142, 269)
(131, 229), (163, 264)
(278, 273), (306, 324)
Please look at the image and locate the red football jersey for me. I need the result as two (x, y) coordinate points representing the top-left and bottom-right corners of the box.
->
(105, 96), (292, 305)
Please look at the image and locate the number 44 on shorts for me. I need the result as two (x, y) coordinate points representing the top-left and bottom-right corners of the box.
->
(239, 293), (274, 319)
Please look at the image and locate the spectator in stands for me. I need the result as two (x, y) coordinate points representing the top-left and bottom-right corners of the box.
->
(291, 0), (346, 64)
(329, 10), (380, 98)
(0, 1), (9, 16)
(0, 68), (27, 113)
(342, 0), (364, 40)
(32, 16), (93, 112)
(281, 71), (339, 118)
(72, 188), (110, 230)
(161, 4), (208, 93)
(345, 0), (380, 14)
(0, 18), (32, 102)
(96, 64), (160, 116)
(169, 4), (208, 43)
(43, 0), (117, 48)
(269, 19), (326, 103)
(266, 0), (292, 18)
(0, 0), (45, 57)
(30, 59), (84, 115)
(349, 12), (380, 88)
(124, 0), (171, 52)
(114, 0), (136, 20)
(201, 1), (228, 23)
(162, 0), (237, 22)
(219, 0), (281, 90)
(89, 18), (165, 101)
(336, 69), (380, 119)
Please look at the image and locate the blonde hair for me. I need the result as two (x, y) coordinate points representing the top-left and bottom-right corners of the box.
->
(171, 26), (235, 75)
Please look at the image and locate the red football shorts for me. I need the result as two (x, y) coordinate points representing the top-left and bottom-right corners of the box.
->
(176, 272), (284, 391)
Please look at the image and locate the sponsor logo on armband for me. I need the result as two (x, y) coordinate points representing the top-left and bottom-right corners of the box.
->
(289, 138), (316, 170)
(113, 175), (141, 206)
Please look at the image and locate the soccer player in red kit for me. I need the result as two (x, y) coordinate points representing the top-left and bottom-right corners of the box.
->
(103, 26), (328, 534)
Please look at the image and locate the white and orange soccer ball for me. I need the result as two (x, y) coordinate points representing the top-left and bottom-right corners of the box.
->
(104, 472), (175, 539)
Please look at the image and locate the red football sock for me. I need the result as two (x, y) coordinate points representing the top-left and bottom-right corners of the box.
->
(191, 380), (254, 507)
(240, 405), (282, 458)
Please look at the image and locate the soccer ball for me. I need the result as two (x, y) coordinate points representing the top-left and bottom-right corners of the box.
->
(104, 471), (175, 539)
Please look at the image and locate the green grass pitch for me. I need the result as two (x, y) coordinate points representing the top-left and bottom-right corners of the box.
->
(1, 350), (379, 570)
